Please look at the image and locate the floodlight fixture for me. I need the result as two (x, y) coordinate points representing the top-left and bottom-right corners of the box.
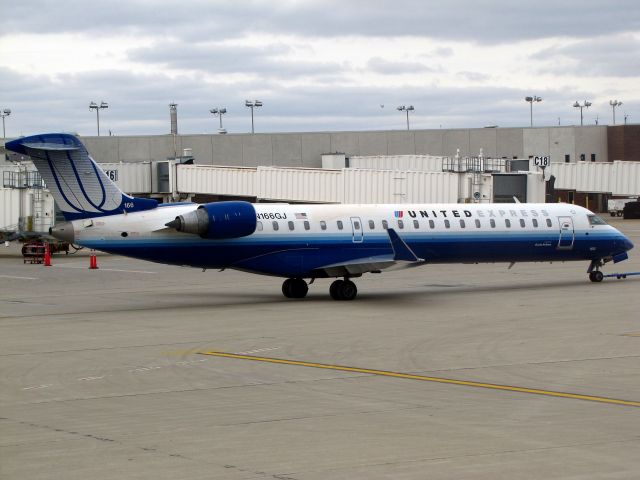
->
(245, 100), (263, 133)
(89, 100), (109, 136)
(396, 105), (415, 130)
(609, 100), (623, 125)
(210, 107), (228, 133)
(573, 100), (591, 126)
(524, 96), (542, 127)
(0, 108), (11, 139)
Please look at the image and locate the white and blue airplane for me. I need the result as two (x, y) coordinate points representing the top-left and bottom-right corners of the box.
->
(6, 133), (634, 300)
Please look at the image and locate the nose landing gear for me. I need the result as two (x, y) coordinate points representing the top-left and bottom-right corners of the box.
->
(589, 270), (604, 283)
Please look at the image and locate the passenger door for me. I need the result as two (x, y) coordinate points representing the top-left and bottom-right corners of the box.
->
(350, 216), (364, 243)
(557, 216), (575, 249)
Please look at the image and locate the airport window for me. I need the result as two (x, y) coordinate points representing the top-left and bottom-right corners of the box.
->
(444, 219), (450, 229)
(475, 219), (481, 228)
(546, 218), (552, 227)
(580, 154), (586, 161)
(320, 220), (327, 230)
(303, 221), (310, 230)
(413, 219), (419, 229)
(591, 153), (596, 162)
(272, 221), (279, 231)
(460, 219), (465, 228)
(257, 221), (263, 231)
(505, 219), (511, 228)
(337, 220), (344, 230)
(490, 219), (496, 228)
(429, 220), (435, 229)
(288, 221), (295, 231)
(368, 220), (375, 230)
(565, 154), (570, 163)
(382, 220), (389, 230)
(532, 218), (538, 227)
(519, 219), (525, 228)
(397, 219), (404, 229)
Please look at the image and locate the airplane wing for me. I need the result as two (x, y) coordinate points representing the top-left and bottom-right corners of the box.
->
(312, 228), (425, 277)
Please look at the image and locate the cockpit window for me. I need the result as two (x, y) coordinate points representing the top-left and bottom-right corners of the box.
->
(588, 215), (607, 226)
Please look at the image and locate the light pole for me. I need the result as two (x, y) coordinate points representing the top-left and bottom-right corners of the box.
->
(245, 100), (262, 133)
(1, 108), (11, 139)
(609, 100), (622, 125)
(396, 105), (414, 130)
(210, 107), (227, 134)
(89, 101), (108, 136)
(524, 96), (542, 127)
(572, 100), (591, 126)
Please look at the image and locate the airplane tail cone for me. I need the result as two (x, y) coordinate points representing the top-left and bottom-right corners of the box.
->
(89, 250), (99, 270)
(43, 243), (51, 267)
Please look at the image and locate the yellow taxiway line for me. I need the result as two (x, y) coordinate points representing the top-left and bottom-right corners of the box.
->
(199, 350), (640, 408)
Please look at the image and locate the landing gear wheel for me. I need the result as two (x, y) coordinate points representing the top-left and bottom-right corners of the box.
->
(589, 271), (604, 283)
(329, 279), (358, 300)
(282, 278), (308, 298)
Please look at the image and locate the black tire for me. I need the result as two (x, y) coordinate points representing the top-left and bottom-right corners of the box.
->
(330, 280), (344, 300)
(291, 278), (308, 298)
(589, 271), (604, 283)
(340, 280), (358, 300)
(282, 278), (294, 298)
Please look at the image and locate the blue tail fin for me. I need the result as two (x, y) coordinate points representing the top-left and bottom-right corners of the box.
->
(5, 133), (157, 220)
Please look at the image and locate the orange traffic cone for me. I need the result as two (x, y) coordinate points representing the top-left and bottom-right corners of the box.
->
(43, 243), (51, 267)
(89, 250), (99, 269)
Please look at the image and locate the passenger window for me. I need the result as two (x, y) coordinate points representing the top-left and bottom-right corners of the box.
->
(546, 218), (552, 227)
(303, 220), (310, 230)
(272, 221), (279, 231)
(444, 219), (450, 228)
(475, 219), (481, 228)
(460, 219), (465, 228)
(505, 219), (511, 228)
(532, 218), (538, 227)
(337, 220), (343, 230)
(320, 220), (327, 230)
(288, 221), (295, 231)
(429, 220), (435, 229)
(490, 219), (496, 228)
(398, 219), (404, 229)
(413, 219), (419, 229)
(382, 220), (388, 230)
(354, 221), (360, 230)
(257, 221), (263, 231)
(519, 219), (525, 228)
(368, 220), (375, 230)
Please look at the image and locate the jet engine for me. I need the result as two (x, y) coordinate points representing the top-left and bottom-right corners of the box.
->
(165, 201), (257, 239)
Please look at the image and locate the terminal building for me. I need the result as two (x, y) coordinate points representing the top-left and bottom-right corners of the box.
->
(2, 124), (639, 239)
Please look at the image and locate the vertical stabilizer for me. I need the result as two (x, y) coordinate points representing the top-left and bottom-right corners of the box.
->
(5, 133), (157, 220)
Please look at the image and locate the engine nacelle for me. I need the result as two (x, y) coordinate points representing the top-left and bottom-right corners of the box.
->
(166, 201), (257, 239)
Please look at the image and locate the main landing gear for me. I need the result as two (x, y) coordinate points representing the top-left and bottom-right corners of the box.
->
(281, 277), (358, 300)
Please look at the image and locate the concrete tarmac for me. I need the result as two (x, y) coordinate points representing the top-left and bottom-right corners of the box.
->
(1, 218), (639, 479)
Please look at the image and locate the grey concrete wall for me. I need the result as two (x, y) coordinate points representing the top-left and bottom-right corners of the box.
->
(80, 126), (608, 168)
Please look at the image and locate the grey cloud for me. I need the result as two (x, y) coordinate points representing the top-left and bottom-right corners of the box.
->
(366, 57), (439, 74)
(457, 71), (490, 82)
(2, 0), (639, 44)
(128, 41), (344, 77)
(531, 34), (640, 77)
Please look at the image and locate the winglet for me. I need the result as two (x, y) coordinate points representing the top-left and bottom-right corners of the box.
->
(386, 228), (422, 262)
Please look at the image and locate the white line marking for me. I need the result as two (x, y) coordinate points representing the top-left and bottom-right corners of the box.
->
(54, 265), (156, 274)
(235, 347), (280, 355)
(77, 376), (105, 381)
(22, 384), (52, 390)
(0, 274), (38, 280)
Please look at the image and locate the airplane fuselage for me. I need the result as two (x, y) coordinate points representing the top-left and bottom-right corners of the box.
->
(56, 202), (632, 279)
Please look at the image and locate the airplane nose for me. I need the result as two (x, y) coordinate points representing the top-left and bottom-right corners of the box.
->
(622, 236), (634, 252)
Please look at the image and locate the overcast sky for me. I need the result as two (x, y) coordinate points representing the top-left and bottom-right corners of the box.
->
(1, 0), (638, 137)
